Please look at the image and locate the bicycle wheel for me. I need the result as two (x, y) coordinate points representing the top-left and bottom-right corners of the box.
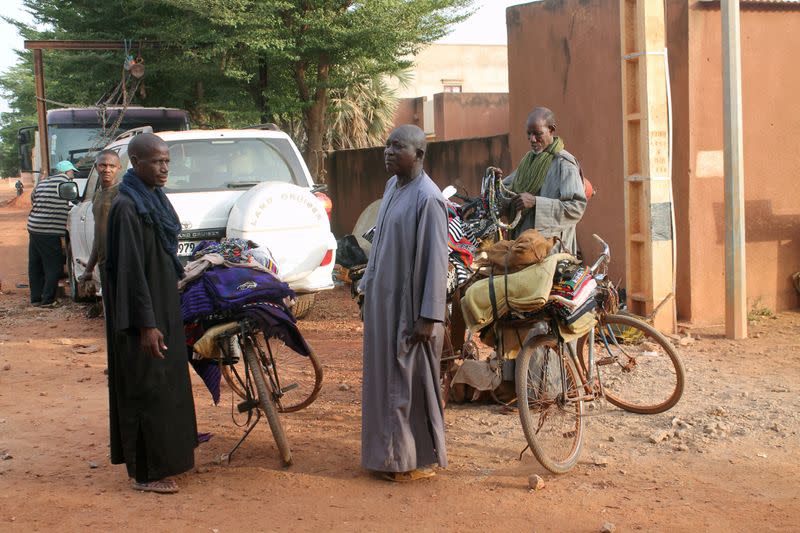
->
(578, 313), (685, 414)
(516, 336), (584, 474)
(222, 336), (323, 413)
(242, 337), (293, 466)
(270, 342), (323, 413)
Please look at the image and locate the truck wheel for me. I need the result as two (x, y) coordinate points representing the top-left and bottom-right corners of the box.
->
(292, 293), (316, 319)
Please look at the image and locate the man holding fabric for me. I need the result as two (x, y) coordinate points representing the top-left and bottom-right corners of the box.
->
(360, 124), (449, 482)
(105, 133), (197, 494)
(498, 107), (587, 254)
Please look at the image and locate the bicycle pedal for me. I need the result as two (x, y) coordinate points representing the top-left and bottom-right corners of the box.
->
(237, 399), (259, 413)
(281, 383), (299, 393)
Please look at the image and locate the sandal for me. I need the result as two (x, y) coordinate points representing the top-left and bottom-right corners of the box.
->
(382, 468), (436, 483)
(132, 479), (179, 494)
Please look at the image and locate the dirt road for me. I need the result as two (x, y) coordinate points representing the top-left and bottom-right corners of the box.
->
(1, 192), (798, 532)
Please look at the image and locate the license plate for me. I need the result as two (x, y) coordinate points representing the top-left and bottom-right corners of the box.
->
(178, 241), (201, 257)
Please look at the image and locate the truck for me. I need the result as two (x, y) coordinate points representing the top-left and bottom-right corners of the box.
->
(17, 106), (190, 186)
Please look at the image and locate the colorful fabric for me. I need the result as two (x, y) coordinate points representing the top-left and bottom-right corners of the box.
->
(193, 238), (279, 276)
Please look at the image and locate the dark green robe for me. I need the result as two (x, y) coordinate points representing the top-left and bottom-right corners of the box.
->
(105, 194), (197, 482)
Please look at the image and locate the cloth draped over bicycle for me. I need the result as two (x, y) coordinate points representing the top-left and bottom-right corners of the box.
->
(502, 149), (586, 252)
(360, 172), (449, 473)
(178, 239), (309, 404)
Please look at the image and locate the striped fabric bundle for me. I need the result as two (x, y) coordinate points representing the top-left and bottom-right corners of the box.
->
(446, 201), (477, 295)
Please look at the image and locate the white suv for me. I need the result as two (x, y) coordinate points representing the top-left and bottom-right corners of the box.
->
(63, 127), (337, 317)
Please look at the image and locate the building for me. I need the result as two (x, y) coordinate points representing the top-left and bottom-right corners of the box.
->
(389, 44), (510, 141)
(507, 0), (800, 325)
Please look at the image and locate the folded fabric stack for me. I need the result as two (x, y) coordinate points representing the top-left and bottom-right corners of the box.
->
(182, 266), (295, 323)
(549, 265), (597, 334)
(461, 253), (576, 331)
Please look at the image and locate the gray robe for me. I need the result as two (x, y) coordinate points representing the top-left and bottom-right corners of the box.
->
(360, 171), (449, 472)
(503, 149), (587, 254)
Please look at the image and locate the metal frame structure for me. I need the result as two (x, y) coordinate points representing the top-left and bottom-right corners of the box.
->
(23, 40), (161, 179)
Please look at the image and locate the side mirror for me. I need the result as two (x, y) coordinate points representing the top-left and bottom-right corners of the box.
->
(58, 181), (79, 202)
(442, 185), (457, 200)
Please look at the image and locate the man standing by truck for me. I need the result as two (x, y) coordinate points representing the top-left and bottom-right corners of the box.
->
(78, 149), (122, 289)
(26, 160), (78, 307)
(104, 133), (197, 494)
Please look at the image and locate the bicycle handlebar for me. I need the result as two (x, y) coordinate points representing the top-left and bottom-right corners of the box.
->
(589, 234), (610, 274)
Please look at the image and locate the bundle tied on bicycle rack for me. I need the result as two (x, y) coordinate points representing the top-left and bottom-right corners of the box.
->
(460, 252), (575, 331)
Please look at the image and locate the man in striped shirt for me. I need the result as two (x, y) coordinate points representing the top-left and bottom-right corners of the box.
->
(27, 160), (77, 307)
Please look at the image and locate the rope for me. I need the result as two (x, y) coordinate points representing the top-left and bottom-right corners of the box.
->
(483, 167), (521, 232)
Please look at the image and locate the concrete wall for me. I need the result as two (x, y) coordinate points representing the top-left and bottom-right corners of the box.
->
(387, 44), (509, 99)
(506, 0), (627, 285)
(392, 97), (426, 130)
(432, 92), (509, 141)
(684, 1), (800, 322)
(326, 134), (511, 237)
(506, 0), (800, 324)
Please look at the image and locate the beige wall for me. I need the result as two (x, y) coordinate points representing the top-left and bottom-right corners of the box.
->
(432, 92), (509, 141)
(507, 0), (800, 324)
(389, 44), (509, 99)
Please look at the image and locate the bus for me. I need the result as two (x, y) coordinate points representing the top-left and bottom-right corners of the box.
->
(18, 106), (190, 184)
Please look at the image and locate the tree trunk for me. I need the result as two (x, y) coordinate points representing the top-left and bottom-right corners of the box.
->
(303, 99), (326, 182)
(297, 57), (330, 183)
(258, 60), (269, 123)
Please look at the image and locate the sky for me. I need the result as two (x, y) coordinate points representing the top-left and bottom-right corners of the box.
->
(0, 0), (529, 112)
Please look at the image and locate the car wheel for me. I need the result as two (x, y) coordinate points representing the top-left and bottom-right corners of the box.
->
(293, 293), (316, 320)
(66, 244), (92, 303)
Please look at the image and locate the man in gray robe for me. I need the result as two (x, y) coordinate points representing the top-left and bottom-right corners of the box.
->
(360, 125), (449, 482)
(499, 107), (587, 254)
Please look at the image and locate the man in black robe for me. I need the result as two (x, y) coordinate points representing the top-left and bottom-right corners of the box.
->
(105, 133), (197, 494)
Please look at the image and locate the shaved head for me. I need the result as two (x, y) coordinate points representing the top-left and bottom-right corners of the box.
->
(129, 133), (170, 189)
(391, 124), (427, 154)
(128, 133), (168, 160)
(385, 124), (427, 180)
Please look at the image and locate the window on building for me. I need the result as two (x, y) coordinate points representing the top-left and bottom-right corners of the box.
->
(443, 84), (462, 93)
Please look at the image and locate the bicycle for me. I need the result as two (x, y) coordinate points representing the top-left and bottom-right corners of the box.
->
(210, 317), (323, 467)
(513, 235), (685, 473)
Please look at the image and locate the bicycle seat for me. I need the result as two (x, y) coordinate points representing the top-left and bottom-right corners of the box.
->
(193, 320), (241, 359)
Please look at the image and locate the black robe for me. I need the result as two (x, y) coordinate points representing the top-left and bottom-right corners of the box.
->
(105, 194), (197, 482)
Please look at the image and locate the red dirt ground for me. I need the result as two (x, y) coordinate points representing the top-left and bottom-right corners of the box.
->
(0, 188), (798, 532)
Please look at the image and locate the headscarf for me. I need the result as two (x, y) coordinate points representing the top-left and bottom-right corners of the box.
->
(118, 168), (184, 277)
(510, 136), (565, 194)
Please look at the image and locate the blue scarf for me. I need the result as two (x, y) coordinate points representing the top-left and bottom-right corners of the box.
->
(119, 168), (184, 277)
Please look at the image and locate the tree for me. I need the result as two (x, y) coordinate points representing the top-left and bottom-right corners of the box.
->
(326, 65), (410, 151)
(164, 0), (474, 178)
(0, 0), (474, 178)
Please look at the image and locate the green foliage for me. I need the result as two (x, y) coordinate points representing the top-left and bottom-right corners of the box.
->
(0, 0), (474, 178)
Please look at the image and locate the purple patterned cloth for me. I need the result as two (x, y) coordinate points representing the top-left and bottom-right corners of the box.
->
(180, 266), (294, 323)
(188, 353), (222, 404)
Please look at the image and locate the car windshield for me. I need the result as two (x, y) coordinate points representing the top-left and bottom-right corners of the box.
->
(164, 138), (303, 192)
